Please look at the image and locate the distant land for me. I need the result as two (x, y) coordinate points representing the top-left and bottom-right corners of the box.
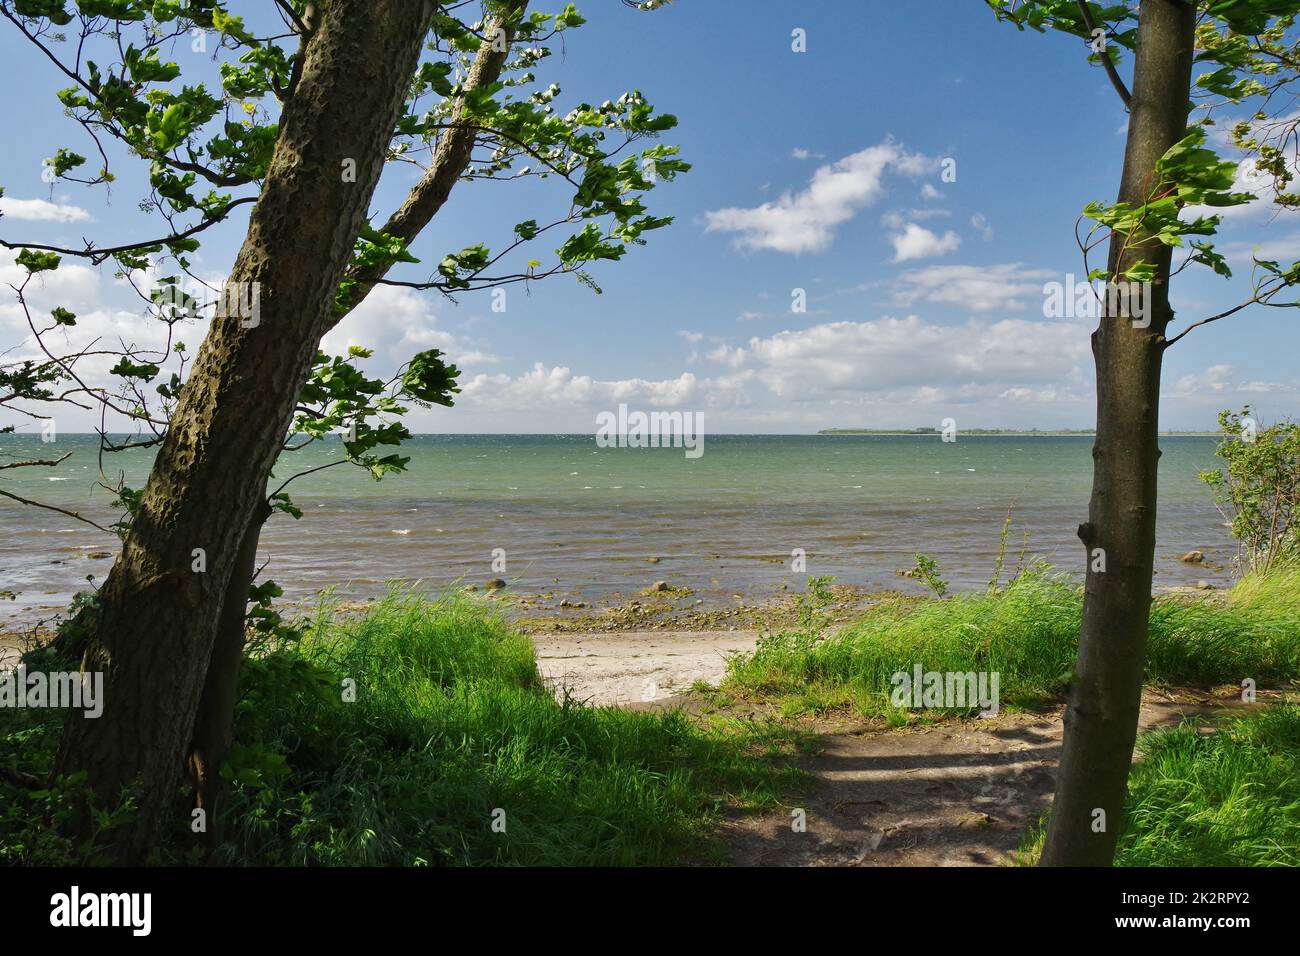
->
(817, 427), (1221, 437)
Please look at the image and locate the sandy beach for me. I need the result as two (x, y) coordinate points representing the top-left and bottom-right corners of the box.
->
(532, 628), (759, 706)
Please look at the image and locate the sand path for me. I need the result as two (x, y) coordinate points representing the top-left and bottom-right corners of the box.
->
(531, 628), (759, 706)
(528, 628), (1265, 867)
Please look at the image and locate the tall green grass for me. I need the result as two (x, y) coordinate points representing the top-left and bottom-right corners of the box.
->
(217, 590), (798, 866)
(1119, 703), (1300, 866)
(726, 565), (1300, 718)
(1016, 703), (1300, 866)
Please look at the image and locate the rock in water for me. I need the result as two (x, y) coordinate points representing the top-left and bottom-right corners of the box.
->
(1178, 550), (1205, 563)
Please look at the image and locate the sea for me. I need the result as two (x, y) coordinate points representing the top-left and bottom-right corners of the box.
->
(0, 433), (1236, 628)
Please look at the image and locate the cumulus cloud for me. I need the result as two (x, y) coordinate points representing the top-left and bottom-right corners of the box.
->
(320, 284), (498, 368)
(1164, 363), (1299, 400)
(704, 140), (932, 254)
(0, 197), (91, 223)
(0, 253), (104, 311)
(449, 313), (1094, 430)
(707, 314), (1090, 400)
(1186, 113), (1300, 222)
(881, 207), (950, 230)
(890, 262), (1058, 313)
(890, 223), (962, 262)
(461, 363), (700, 410)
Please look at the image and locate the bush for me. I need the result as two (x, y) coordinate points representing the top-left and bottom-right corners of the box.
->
(1200, 406), (1300, 572)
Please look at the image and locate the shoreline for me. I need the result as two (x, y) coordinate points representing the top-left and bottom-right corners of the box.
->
(1, 577), (1235, 701)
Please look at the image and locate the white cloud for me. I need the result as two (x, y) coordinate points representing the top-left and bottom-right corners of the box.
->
(920, 183), (942, 201)
(890, 223), (962, 262)
(1217, 232), (1300, 267)
(881, 207), (950, 230)
(0, 253), (103, 310)
(891, 262), (1058, 313)
(1164, 363), (1298, 400)
(706, 343), (747, 368)
(462, 363), (700, 410)
(1186, 113), (1300, 222)
(704, 140), (932, 254)
(710, 315), (1090, 400)
(320, 284), (497, 368)
(452, 313), (1093, 429)
(971, 213), (994, 240)
(0, 197), (92, 223)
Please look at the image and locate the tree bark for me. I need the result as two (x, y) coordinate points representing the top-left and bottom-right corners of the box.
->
(187, 500), (270, 844)
(175, 2), (531, 843)
(1040, 0), (1196, 866)
(55, 0), (438, 862)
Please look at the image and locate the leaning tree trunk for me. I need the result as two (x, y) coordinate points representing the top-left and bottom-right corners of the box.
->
(1040, 0), (1196, 866)
(55, 0), (438, 862)
(175, 0), (530, 847)
(187, 500), (270, 843)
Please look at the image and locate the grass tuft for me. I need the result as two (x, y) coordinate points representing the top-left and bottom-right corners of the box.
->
(217, 588), (800, 866)
(1016, 703), (1300, 866)
(725, 565), (1300, 719)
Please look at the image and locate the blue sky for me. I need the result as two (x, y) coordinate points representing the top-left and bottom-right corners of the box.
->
(2, 0), (1298, 434)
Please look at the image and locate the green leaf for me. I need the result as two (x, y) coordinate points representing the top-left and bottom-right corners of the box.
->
(15, 249), (61, 273)
(109, 357), (161, 381)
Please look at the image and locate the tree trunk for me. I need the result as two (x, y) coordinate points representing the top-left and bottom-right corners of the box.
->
(1040, 0), (1196, 866)
(55, 0), (438, 862)
(187, 500), (270, 844)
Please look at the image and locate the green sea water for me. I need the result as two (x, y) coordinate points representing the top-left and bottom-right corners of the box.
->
(0, 433), (1234, 626)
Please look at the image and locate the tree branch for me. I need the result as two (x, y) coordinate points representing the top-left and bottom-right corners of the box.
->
(1076, 0), (1133, 108)
(334, 0), (530, 317)
(0, 487), (115, 535)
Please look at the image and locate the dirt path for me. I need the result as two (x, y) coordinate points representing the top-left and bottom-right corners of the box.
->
(718, 690), (1258, 867)
(531, 629), (1267, 866)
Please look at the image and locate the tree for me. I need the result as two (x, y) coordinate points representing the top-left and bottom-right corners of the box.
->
(990, 0), (1300, 865)
(1, 0), (685, 859)
(1200, 407), (1300, 573)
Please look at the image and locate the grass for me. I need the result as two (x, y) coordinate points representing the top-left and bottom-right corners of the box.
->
(1016, 703), (1300, 866)
(5, 563), (1297, 867)
(724, 563), (1300, 719)
(214, 590), (801, 866)
(0, 590), (802, 866)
